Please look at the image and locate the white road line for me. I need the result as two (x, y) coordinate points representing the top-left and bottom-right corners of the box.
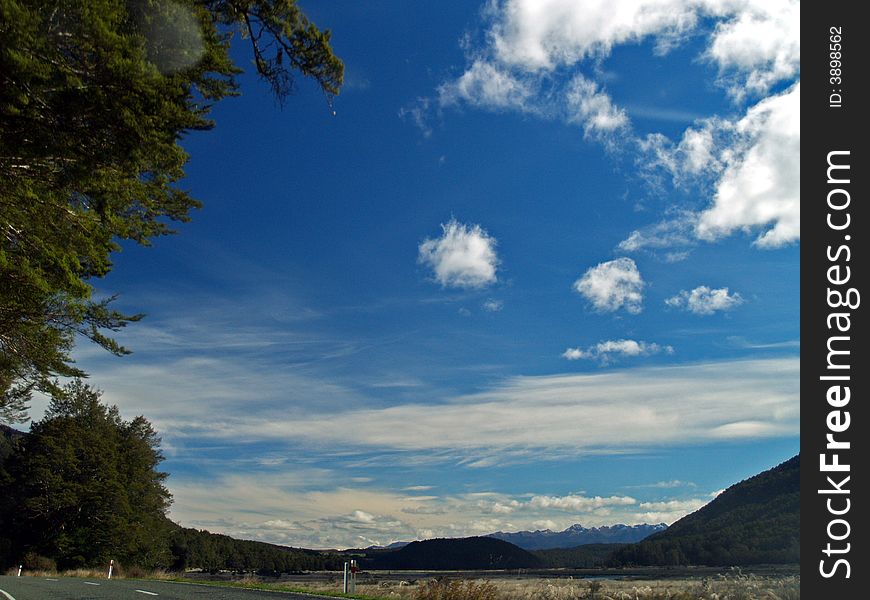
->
(0, 588), (18, 600)
(84, 581), (101, 585)
(135, 590), (159, 596)
(46, 578), (59, 581)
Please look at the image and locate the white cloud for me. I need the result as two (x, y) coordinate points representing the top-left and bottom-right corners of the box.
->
(438, 60), (535, 111)
(617, 213), (698, 253)
(528, 494), (637, 511)
(349, 510), (376, 524)
(482, 299), (504, 312)
(418, 219), (499, 288)
(632, 83), (799, 249)
(666, 286), (744, 315)
(487, 0), (701, 70)
(484, 0), (798, 97)
(573, 257), (644, 314)
(705, 0), (800, 99)
(563, 339), (673, 363)
(565, 74), (629, 139)
(640, 125), (722, 185)
(638, 498), (706, 513)
(695, 82), (800, 247)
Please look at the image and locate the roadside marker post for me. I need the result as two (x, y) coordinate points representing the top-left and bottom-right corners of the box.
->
(343, 560), (358, 593)
(107, 559), (114, 580)
(16, 565), (21, 577)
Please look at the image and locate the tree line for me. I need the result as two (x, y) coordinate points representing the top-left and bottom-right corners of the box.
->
(0, 381), (344, 572)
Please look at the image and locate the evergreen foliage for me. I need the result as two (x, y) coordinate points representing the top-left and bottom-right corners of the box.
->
(0, 0), (343, 422)
(609, 455), (799, 566)
(0, 380), (172, 569)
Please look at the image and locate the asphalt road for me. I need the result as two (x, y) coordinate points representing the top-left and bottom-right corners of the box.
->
(0, 576), (339, 600)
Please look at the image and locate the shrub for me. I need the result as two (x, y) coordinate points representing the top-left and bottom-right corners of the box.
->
(22, 552), (56, 572)
(122, 564), (148, 579)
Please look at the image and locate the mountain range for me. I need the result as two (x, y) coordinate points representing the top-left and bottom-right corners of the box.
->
(488, 523), (667, 550)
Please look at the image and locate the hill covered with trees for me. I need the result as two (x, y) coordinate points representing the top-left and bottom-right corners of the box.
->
(534, 543), (629, 568)
(610, 455), (799, 566)
(167, 526), (344, 573)
(365, 537), (542, 570)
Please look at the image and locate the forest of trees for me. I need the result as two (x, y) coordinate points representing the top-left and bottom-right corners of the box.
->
(168, 527), (345, 573)
(1, 381), (172, 569)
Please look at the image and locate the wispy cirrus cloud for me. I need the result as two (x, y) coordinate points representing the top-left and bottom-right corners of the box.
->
(120, 357), (799, 456)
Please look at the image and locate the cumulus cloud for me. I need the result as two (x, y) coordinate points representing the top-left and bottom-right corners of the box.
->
(562, 339), (673, 363)
(484, 0), (798, 95)
(666, 286), (744, 315)
(705, 0), (800, 99)
(418, 219), (499, 288)
(573, 258), (644, 314)
(633, 82), (799, 249)
(695, 83), (800, 247)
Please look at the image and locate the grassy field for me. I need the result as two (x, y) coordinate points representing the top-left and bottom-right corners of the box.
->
(6, 567), (800, 599)
(252, 571), (799, 600)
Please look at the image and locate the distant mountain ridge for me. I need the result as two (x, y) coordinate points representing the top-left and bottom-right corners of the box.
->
(488, 523), (667, 550)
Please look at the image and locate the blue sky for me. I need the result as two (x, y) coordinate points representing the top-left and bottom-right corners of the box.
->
(35, 0), (799, 549)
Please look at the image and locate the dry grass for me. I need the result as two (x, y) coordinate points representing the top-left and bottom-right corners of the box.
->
(413, 579), (499, 600)
(280, 573), (799, 600)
